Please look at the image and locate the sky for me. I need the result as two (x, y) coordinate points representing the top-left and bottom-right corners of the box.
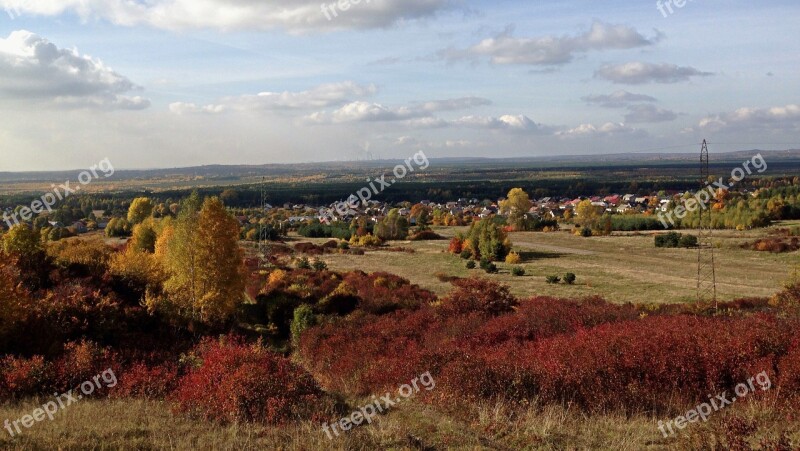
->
(0, 0), (798, 171)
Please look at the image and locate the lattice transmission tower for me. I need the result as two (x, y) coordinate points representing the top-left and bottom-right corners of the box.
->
(697, 140), (717, 307)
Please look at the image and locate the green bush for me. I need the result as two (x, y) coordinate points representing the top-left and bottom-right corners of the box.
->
(511, 266), (525, 277)
(655, 232), (698, 248)
(564, 273), (576, 285)
(296, 257), (311, 270)
(460, 249), (473, 260)
(484, 263), (498, 274)
(580, 227), (593, 238)
(546, 275), (561, 284)
(479, 258), (492, 270)
(465, 260), (476, 269)
(465, 218), (511, 261)
(290, 305), (316, 346)
(679, 234), (699, 248)
(312, 260), (328, 271)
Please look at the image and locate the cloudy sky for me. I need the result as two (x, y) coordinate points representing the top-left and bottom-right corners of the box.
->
(0, 0), (798, 171)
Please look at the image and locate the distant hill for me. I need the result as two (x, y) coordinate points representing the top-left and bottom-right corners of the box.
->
(1, 149), (798, 183)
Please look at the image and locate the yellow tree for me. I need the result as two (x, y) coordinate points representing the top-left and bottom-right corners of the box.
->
(1, 224), (42, 256)
(575, 200), (599, 228)
(129, 219), (157, 253)
(499, 188), (533, 230)
(127, 197), (154, 224)
(156, 194), (245, 324)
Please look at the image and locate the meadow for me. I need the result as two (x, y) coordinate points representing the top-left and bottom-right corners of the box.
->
(311, 222), (798, 303)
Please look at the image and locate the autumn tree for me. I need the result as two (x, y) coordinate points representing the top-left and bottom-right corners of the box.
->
(500, 188), (533, 230)
(151, 194), (246, 325)
(0, 257), (28, 346)
(129, 220), (157, 253)
(127, 197), (154, 224)
(575, 200), (600, 229)
(1, 224), (48, 289)
(1, 224), (42, 257)
(374, 209), (409, 241)
(106, 217), (131, 238)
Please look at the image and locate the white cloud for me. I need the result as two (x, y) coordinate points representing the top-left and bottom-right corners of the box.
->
(331, 101), (419, 122)
(557, 122), (642, 137)
(443, 22), (658, 66)
(698, 104), (800, 132)
(582, 90), (657, 108)
(169, 82), (376, 115)
(0, 0), (453, 33)
(594, 62), (713, 84)
(454, 114), (543, 131)
(0, 30), (149, 110)
(304, 96), (492, 125)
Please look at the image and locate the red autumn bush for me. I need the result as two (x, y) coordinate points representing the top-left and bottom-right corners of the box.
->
(341, 271), (436, 314)
(0, 355), (53, 399)
(467, 296), (639, 346)
(299, 287), (800, 416)
(293, 242), (324, 255)
(113, 362), (179, 399)
(173, 337), (328, 424)
(53, 340), (117, 392)
(778, 335), (800, 393)
(448, 237), (463, 254)
(442, 278), (518, 316)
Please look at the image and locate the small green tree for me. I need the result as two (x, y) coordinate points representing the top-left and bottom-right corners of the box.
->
(466, 219), (511, 262)
(374, 209), (409, 241)
(296, 257), (311, 270)
(290, 304), (316, 346)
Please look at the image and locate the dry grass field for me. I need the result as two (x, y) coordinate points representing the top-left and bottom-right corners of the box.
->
(302, 221), (799, 304)
(2, 397), (797, 450)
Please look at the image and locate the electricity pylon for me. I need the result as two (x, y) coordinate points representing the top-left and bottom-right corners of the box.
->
(697, 140), (717, 308)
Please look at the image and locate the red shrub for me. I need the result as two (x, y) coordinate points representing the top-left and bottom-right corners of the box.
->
(778, 335), (800, 393)
(448, 237), (463, 254)
(293, 242), (324, 255)
(0, 355), (53, 399)
(53, 340), (116, 392)
(113, 362), (179, 399)
(173, 337), (328, 424)
(299, 290), (800, 416)
(442, 278), (518, 316)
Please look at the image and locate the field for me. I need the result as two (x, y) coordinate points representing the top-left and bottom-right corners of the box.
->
(307, 222), (798, 304)
(2, 397), (797, 450)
